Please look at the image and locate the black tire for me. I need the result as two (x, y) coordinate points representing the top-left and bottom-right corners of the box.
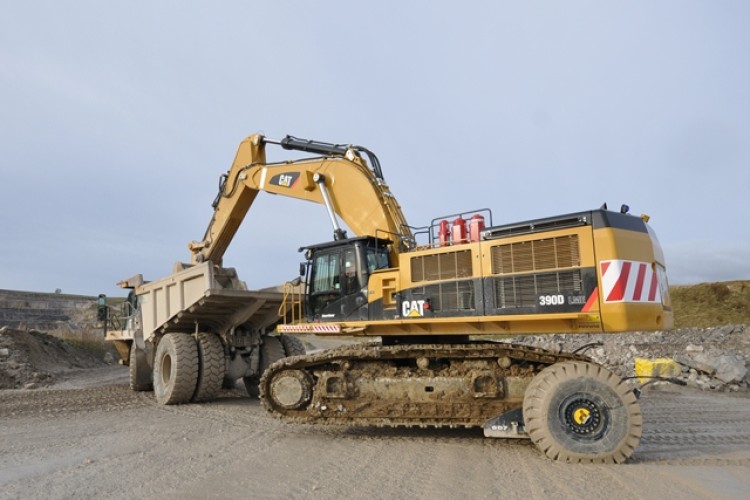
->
(280, 334), (306, 357)
(243, 336), (286, 398)
(523, 361), (642, 464)
(222, 375), (238, 389)
(243, 375), (261, 398)
(192, 333), (225, 402)
(153, 333), (199, 405)
(129, 343), (153, 392)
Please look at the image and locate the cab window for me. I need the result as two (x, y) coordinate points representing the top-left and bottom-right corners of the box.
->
(366, 246), (390, 273)
(313, 252), (340, 293)
(342, 248), (358, 294)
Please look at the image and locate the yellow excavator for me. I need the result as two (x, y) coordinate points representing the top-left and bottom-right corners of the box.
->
(108, 133), (672, 463)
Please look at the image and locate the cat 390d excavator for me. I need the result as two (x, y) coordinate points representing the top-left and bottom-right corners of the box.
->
(109, 133), (672, 464)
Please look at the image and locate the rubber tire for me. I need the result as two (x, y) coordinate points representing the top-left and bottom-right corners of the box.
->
(192, 333), (225, 403)
(523, 361), (642, 464)
(129, 343), (153, 392)
(222, 375), (237, 389)
(280, 334), (306, 357)
(153, 333), (199, 405)
(243, 336), (286, 398)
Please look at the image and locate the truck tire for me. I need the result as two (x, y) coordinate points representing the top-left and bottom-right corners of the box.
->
(243, 336), (286, 398)
(153, 333), (199, 405)
(129, 343), (153, 392)
(222, 375), (237, 389)
(192, 332), (225, 403)
(522, 361), (642, 464)
(280, 334), (306, 357)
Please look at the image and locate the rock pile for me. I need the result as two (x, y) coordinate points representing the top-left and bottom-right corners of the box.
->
(508, 324), (750, 392)
(0, 327), (107, 389)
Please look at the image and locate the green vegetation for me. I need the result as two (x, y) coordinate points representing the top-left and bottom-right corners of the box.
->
(670, 281), (750, 328)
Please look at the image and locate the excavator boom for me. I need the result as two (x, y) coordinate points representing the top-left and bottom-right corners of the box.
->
(189, 134), (412, 266)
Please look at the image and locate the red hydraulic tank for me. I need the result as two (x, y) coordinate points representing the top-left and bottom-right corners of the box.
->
(452, 217), (467, 244)
(469, 214), (485, 242)
(438, 220), (450, 247)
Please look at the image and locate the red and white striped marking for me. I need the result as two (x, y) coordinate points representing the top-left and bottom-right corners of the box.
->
(278, 324), (341, 334)
(600, 260), (663, 303)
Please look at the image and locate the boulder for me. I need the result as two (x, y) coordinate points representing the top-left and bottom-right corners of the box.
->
(676, 352), (747, 384)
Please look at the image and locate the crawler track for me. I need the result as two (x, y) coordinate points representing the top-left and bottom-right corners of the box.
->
(260, 342), (585, 428)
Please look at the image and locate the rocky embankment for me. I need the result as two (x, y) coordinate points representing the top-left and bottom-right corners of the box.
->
(0, 327), (108, 389)
(509, 324), (750, 392)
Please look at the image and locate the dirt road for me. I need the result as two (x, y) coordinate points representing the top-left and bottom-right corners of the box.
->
(1, 366), (749, 500)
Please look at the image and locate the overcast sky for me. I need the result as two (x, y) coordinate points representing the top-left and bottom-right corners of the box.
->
(1, 1), (748, 297)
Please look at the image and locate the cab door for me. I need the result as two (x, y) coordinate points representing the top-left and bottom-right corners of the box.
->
(307, 245), (368, 321)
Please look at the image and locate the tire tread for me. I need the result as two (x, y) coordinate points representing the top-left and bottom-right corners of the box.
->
(192, 333), (225, 402)
(522, 361), (642, 464)
(154, 333), (198, 405)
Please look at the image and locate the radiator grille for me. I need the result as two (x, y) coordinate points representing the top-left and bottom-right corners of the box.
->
(490, 235), (579, 274)
(494, 270), (583, 308)
(420, 280), (475, 311)
(411, 250), (473, 283)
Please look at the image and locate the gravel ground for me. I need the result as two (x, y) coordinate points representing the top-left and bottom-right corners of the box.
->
(1, 328), (750, 499)
(1, 368), (749, 499)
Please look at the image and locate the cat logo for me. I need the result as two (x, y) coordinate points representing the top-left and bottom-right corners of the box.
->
(270, 172), (300, 188)
(402, 299), (426, 318)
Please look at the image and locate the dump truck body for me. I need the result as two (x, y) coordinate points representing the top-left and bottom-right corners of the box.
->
(105, 262), (299, 401)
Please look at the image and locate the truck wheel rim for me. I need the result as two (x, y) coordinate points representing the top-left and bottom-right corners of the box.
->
(161, 355), (173, 386)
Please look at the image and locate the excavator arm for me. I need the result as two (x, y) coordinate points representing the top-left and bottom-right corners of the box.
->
(188, 134), (413, 266)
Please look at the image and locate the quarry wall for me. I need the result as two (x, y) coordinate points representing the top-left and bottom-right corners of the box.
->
(0, 289), (104, 341)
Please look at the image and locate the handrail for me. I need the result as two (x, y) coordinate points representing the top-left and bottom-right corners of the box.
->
(279, 281), (304, 324)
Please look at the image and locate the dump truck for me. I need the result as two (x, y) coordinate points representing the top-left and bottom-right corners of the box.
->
(106, 133), (672, 463)
(104, 262), (304, 401)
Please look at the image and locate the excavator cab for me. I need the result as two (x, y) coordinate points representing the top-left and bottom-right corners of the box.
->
(303, 236), (391, 322)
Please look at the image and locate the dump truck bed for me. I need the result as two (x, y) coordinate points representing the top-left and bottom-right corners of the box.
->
(151, 287), (284, 336)
(135, 262), (286, 340)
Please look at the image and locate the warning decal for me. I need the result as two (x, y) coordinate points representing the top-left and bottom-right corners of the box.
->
(600, 260), (666, 303)
(278, 324), (341, 334)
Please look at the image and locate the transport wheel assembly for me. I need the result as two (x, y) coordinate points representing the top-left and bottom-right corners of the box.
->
(523, 361), (642, 463)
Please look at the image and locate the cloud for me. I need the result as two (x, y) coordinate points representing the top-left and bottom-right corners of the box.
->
(663, 241), (750, 285)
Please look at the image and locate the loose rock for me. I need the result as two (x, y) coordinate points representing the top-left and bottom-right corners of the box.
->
(509, 324), (750, 392)
(0, 328), (106, 389)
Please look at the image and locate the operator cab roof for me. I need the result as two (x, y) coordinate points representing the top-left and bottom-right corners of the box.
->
(300, 235), (393, 253)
